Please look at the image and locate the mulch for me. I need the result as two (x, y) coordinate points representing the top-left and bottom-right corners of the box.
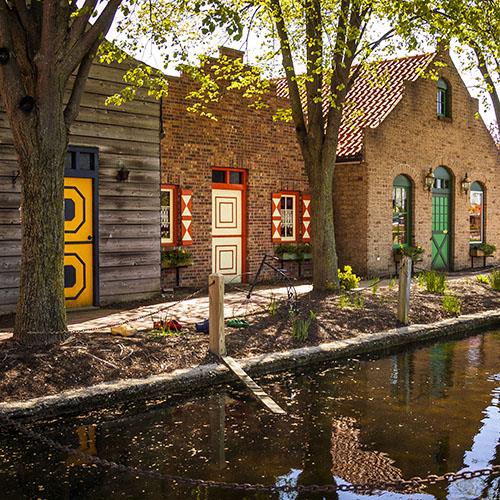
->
(1, 277), (498, 403)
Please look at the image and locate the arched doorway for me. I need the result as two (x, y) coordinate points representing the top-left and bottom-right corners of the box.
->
(431, 166), (452, 270)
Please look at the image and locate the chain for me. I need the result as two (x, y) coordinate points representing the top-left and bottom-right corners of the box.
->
(1, 413), (499, 494)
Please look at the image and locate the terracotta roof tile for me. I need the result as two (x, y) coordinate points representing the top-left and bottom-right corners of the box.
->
(276, 53), (436, 161)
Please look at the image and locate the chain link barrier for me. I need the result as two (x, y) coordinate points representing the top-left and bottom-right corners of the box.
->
(1, 413), (499, 495)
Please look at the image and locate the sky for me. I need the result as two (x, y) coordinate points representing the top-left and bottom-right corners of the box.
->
(107, 16), (497, 133)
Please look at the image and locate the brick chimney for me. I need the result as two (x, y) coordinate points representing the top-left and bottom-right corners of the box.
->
(218, 46), (245, 61)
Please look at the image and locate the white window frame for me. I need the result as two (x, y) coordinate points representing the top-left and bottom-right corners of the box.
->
(280, 193), (297, 242)
(161, 187), (174, 245)
(469, 188), (484, 244)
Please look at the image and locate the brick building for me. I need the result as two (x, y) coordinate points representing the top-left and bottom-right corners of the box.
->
(160, 48), (499, 288)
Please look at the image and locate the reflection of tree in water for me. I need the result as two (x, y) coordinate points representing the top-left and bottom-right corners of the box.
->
(330, 417), (403, 485)
(429, 343), (455, 399)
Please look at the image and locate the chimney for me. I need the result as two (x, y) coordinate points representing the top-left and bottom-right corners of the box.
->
(218, 46), (245, 61)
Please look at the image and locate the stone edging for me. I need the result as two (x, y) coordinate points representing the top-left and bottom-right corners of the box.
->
(2, 308), (499, 419)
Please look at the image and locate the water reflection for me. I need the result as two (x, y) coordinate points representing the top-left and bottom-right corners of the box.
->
(0, 330), (499, 500)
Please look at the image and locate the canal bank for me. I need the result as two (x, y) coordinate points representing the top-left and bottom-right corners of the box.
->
(1, 308), (499, 420)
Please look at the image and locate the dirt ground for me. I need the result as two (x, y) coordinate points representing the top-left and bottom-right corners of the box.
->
(1, 277), (498, 403)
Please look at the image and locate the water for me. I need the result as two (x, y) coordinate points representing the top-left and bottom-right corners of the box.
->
(1, 330), (499, 499)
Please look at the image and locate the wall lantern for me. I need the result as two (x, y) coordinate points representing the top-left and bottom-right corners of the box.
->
(461, 172), (472, 195)
(424, 168), (435, 191)
(116, 165), (130, 182)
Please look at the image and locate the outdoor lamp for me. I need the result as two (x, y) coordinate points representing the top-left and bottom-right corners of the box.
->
(424, 168), (435, 191)
(461, 172), (472, 195)
(116, 165), (130, 182)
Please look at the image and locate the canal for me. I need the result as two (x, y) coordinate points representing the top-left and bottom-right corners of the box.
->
(1, 329), (499, 499)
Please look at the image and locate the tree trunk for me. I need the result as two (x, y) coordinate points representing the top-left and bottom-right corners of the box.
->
(13, 98), (69, 345)
(308, 157), (339, 293)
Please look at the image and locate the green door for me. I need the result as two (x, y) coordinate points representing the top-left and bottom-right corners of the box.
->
(431, 167), (452, 270)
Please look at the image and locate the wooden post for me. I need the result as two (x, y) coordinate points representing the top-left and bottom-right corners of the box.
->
(397, 256), (412, 325)
(209, 273), (226, 357)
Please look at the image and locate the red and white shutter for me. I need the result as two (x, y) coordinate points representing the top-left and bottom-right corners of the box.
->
(302, 194), (311, 242)
(181, 189), (193, 246)
(271, 193), (282, 243)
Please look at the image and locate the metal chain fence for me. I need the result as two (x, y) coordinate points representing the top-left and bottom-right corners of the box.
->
(1, 413), (499, 495)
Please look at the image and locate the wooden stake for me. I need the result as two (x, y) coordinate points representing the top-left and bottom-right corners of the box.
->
(398, 256), (412, 325)
(209, 273), (226, 357)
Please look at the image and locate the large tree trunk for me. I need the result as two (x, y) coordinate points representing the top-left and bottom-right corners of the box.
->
(12, 96), (69, 345)
(307, 156), (339, 293)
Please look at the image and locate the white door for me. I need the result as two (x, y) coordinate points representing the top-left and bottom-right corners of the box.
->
(212, 188), (243, 283)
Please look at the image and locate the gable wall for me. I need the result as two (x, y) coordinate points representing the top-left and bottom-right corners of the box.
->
(0, 61), (161, 314)
(160, 68), (308, 287)
(363, 51), (499, 275)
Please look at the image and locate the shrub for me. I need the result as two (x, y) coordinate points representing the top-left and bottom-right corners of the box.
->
(338, 265), (361, 291)
(353, 292), (364, 309)
(442, 294), (462, 316)
(291, 310), (316, 341)
(476, 274), (490, 285)
(370, 278), (380, 295)
(418, 270), (447, 294)
(388, 276), (397, 291)
(489, 270), (500, 291)
(267, 295), (279, 316)
(338, 294), (351, 309)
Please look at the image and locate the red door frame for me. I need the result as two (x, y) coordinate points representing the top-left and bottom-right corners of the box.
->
(211, 168), (247, 282)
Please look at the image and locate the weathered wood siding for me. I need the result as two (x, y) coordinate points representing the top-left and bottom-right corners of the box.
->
(0, 61), (161, 314)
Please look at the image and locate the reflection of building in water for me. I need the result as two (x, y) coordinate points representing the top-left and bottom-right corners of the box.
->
(330, 417), (403, 484)
(429, 343), (455, 399)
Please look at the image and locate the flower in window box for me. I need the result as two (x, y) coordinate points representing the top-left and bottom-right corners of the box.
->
(470, 243), (496, 257)
(161, 247), (193, 269)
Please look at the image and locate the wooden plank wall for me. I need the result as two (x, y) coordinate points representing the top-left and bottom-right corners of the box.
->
(0, 60), (161, 314)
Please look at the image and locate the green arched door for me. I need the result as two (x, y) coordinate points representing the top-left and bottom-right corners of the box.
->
(431, 167), (452, 270)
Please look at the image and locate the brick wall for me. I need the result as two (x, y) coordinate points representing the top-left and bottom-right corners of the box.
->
(363, 51), (499, 276)
(160, 54), (309, 288)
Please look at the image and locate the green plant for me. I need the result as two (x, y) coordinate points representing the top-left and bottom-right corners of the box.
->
(489, 270), (500, 291)
(353, 292), (364, 309)
(275, 242), (312, 261)
(338, 293), (351, 309)
(267, 295), (279, 316)
(476, 274), (490, 285)
(369, 278), (380, 295)
(275, 243), (297, 257)
(478, 243), (496, 256)
(161, 247), (193, 268)
(393, 244), (425, 260)
(442, 294), (462, 316)
(290, 310), (316, 341)
(418, 270), (447, 294)
(338, 265), (361, 291)
(388, 276), (397, 291)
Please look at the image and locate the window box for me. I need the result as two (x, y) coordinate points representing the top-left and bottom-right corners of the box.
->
(161, 248), (193, 269)
(393, 244), (424, 262)
(275, 243), (312, 262)
(470, 243), (496, 257)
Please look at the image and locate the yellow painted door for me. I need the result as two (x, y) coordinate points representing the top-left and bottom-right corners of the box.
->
(64, 177), (94, 308)
(212, 188), (242, 283)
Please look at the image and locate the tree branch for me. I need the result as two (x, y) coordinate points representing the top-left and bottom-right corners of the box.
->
(62, 0), (122, 78)
(474, 45), (500, 130)
(68, 0), (99, 48)
(64, 39), (101, 127)
(269, 0), (308, 154)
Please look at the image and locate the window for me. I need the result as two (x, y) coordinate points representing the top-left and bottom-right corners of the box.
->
(392, 175), (412, 246)
(212, 169), (244, 185)
(437, 78), (449, 118)
(280, 194), (296, 241)
(469, 181), (484, 243)
(161, 186), (176, 245)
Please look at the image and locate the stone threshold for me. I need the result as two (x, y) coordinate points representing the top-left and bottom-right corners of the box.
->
(1, 308), (499, 420)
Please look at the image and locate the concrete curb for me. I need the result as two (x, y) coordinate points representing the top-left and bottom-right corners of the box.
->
(2, 308), (499, 419)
